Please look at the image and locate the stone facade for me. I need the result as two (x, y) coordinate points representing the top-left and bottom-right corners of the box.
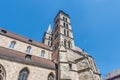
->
(0, 10), (102, 80)
(0, 59), (55, 80)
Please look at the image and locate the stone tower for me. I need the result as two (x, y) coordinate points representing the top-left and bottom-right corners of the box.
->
(42, 10), (102, 80)
(52, 10), (77, 80)
(52, 10), (75, 50)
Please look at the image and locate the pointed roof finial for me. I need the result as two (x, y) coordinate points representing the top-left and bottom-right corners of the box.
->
(47, 24), (52, 34)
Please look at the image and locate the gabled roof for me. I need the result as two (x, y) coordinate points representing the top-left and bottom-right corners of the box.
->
(0, 28), (52, 51)
(0, 46), (55, 70)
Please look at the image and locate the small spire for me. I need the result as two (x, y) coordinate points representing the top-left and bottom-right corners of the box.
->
(47, 24), (52, 34)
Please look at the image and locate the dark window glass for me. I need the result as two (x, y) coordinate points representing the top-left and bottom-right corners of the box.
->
(0, 29), (7, 34)
(48, 73), (54, 80)
(63, 23), (65, 27)
(28, 39), (32, 43)
(68, 41), (72, 48)
(63, 17), (65, 21)
(67, 30), (69, 37)
(41, 50), (45, 57)
(64, 29), (66, 36)
(64, 39), (67, 47)
(26, 46), (31, 53)
(66, 24), (68, 29)
(69, 64), (72, 70)
(18, 68), (29, 80)
(9, 41), (16, 49)
(66, 18), (67, 22)
(48, 41), (51, 46)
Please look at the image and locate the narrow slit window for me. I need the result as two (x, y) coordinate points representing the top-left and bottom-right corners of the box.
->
(69, 63), (72, 70)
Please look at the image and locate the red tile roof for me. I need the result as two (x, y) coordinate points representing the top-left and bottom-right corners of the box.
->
(0, 28), (52, 51)
(0, 46), (55, 70)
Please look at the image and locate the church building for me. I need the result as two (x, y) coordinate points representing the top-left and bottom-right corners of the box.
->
(0, 11), (102, 80)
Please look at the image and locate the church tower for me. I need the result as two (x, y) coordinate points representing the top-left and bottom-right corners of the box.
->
(52, 10), (75, 51)
(42, 24), (52, 47)
(52, 10), (77, 80)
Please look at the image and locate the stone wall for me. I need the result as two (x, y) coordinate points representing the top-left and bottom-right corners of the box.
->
(0, 59), (55, 80)
(0, 35), (52, 60)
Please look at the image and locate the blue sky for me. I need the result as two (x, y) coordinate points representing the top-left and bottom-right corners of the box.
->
(0, 0), (120, 79)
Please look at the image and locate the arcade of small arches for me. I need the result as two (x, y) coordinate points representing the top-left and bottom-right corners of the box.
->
(0, 64), (54, 80)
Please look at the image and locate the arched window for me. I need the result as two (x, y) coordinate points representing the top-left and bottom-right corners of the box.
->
(64, 39), (67, 47)
(63, 22), (65, 27)
(26, 46), (31, 54)
(69, 63), (72, 70)
(9, 41), (16, 49)
(67, 30), (69, 37)
(68, 41), (72, 48)
(18, 67), (29, 80)
(64, 29), (67, 36)
(66, 24), (68, 29)
(48, 73), (54, 80)
(63, 17), (65, 21)
(48, 41), (51, 46)
(41, 50), (45, 57)
(49, 36), (51, 40)
(0, 64), (6, 80)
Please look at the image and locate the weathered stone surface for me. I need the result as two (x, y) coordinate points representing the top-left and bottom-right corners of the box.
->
(0, 59), (55, 80)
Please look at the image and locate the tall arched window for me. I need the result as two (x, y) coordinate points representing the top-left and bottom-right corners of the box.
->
(41, 50), (45, 57)
(26, 46), (31, 54)
(63, 22), (65, 27)
(66, 24), (68, 29)
(0, 64), (6, 80)
(18, 67), (29, 80)
(64, 39), (67, 47)
(67, 30), (69, 37)
(9, 41), (16, 49)
(64, 29), (66, 36)
(48, 41), (51, 46)
(48, 72), (54, 80)
(68, 41), (72, 48)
